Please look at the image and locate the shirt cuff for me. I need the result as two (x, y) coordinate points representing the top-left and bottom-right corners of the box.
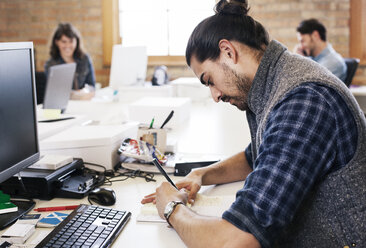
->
(223, 206), (272, 248)
(244, 144), (253, 169)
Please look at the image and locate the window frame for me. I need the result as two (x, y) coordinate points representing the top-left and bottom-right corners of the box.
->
(102, 0), (121, 66)
(350, 0), (366, 65)
(103, 1), (187, 66)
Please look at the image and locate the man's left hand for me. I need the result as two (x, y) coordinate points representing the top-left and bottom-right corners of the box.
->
(155, 182), (188, 219)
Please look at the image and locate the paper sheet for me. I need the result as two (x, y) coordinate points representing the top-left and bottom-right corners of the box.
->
(137, 194), (234, 223)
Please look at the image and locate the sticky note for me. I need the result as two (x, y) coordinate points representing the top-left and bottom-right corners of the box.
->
(43, 109), (61, 119)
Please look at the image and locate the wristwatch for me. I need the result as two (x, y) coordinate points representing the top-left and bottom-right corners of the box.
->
(164, 201), (184, 226)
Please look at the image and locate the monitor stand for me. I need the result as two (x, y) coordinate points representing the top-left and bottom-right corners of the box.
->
(0, 199), (35, 230)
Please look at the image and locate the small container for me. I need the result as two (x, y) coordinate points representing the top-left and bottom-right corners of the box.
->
(137, 127), (167, 153)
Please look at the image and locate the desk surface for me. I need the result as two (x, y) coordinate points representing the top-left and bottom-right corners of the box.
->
(26, 96), (250, 247)
(18, 176), (244, 247)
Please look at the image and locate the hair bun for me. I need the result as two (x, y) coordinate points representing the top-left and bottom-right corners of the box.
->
(215, 0), (249, 16)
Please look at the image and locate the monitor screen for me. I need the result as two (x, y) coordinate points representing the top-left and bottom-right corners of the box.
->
(0, 42), (40, 184)
(109, 45), (147, 89)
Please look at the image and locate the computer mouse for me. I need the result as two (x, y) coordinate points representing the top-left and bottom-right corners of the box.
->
(88, 187), (116, 206)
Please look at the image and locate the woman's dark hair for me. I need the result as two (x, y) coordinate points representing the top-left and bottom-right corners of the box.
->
(50, 22), (85, 59)
(296, 18), (327, 41)
(186, 0), (269, 66)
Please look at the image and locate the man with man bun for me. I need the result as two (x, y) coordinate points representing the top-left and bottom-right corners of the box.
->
(142, 1), (366, 247)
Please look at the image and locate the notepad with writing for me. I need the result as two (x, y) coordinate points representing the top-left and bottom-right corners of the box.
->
(137, 194), (234, 223)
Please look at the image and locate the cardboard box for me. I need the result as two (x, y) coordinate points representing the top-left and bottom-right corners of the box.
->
(128, 97), (191, 129)
(39, 122), (138, 170)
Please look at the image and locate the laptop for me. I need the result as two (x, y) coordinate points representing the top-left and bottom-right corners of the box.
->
(43, 63), (76, 113)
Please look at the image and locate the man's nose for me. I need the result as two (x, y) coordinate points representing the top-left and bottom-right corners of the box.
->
(210, 86), (222, 103)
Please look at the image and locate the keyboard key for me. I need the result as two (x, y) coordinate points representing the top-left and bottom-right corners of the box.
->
(91, 237), (106, 248)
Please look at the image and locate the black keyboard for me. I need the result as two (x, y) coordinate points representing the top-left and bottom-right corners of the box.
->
(36, 204), (131, 248)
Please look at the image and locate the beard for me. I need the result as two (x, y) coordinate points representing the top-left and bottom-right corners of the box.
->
(220, 63), (252, 111)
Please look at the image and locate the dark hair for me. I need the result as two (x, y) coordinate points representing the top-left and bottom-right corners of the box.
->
(185, 0), (269, 66)
(296, 18), (327, 41)
(50, 23), (85, 59)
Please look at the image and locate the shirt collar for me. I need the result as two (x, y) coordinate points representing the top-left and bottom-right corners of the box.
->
(312, 43), (333, 62)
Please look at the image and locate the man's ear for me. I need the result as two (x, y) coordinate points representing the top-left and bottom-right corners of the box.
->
(311, 30), (320, 41)
(218, 39), (238, 64)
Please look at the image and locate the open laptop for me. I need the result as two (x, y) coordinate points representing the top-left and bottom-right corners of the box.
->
(43, 63), (76, 113)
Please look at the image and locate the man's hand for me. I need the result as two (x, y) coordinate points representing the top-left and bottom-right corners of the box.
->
(141, 169), (203, 205)
(293, 43), (305, 56)
(155, 182), (188, 219)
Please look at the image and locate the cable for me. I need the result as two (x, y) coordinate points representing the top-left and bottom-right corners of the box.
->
(16, 172), (35, 203)
(107, 169), (156, 183)
(82, 162), (156, 191)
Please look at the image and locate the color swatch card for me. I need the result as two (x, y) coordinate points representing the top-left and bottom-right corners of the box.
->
(37, 212), (69, 227)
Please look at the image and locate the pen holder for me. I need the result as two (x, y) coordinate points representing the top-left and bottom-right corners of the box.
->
(137, 127), (167, 153)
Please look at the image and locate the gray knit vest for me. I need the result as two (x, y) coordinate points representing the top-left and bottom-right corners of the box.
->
(246, 40), (366, 248)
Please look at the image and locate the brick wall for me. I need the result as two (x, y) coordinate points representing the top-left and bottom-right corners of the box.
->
(249, 0), (366, 85)
(0, 0), (365, 86)
(0, 0), (110, 86)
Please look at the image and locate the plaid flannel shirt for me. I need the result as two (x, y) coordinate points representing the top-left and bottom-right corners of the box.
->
(223, 83), (358, 248)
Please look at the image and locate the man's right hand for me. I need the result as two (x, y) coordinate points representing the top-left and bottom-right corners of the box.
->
(175, 170), (203, 204)
(141, 169), (203, 205)
(293, 44), (305, 56)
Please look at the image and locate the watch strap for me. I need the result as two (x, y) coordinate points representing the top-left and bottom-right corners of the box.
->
(164, 201), (183, 226)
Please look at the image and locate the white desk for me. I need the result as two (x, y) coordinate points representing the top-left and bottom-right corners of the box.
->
(19, 176), (244, 248)
(41, 98), (251, 158)
(16, 97), (251, 247)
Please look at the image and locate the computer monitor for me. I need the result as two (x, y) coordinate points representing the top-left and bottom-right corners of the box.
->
(0, 42), (39, 228)
(109, 45), (147, 89)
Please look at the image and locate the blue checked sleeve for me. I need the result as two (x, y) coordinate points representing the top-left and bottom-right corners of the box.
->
(223, 84), (357, 248)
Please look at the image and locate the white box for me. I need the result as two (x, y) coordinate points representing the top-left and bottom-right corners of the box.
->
(39, 122), (138, 170)
(128, 97), (191, 129)
(117, 84), (174, 103)
(171, 77), (211, 101)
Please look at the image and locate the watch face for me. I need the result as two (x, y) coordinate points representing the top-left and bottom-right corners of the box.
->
(164, 201), (175, 216)
(164, 201), (182, 221)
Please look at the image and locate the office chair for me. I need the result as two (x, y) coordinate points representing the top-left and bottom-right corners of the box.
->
(35, 71), (47, 104)
(343, 58), (360, 87)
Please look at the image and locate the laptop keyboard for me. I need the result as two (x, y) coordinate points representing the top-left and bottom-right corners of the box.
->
(35, 204), (131, 248)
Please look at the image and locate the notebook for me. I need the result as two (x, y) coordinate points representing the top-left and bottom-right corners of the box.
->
(43, 63), (76, 113)
(137, 193), (234, 222)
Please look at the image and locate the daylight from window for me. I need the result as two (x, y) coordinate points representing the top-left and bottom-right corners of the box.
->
(119, 0), (215, 56)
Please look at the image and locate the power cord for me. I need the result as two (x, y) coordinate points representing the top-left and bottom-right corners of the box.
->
(82, 162), (156, 190)
(16, 172), (35, 203)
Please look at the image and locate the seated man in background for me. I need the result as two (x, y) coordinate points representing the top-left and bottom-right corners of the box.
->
(294, 18), (347, 82)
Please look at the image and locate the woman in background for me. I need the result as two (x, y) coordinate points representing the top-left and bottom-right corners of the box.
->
(45, 23), (95, 91)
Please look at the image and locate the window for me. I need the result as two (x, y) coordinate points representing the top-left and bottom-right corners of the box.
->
(119, 0), (215, 56)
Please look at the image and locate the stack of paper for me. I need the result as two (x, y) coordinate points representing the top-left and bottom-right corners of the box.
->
(0, 223), (35, 244)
